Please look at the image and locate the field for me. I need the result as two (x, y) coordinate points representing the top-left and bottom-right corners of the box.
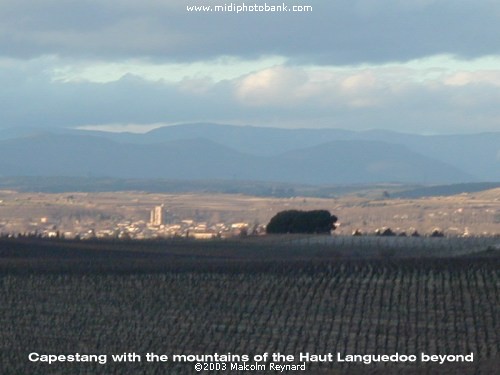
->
(1, 187), (499, 237)
(0, 237), (499, 374)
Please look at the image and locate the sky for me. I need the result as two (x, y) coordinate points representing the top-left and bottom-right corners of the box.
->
(1, 0), (500, 134)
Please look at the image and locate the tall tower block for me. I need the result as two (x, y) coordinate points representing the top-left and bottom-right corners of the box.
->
(150, 205), (164, 226)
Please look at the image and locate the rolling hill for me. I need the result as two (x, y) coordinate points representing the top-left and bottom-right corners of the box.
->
(0, 130), (476, 184)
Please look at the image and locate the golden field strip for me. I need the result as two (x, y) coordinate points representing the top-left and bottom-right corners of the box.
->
(0, 188), (498, 237)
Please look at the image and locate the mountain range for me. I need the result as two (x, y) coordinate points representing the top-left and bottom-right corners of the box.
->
(0, 123), (498, 185)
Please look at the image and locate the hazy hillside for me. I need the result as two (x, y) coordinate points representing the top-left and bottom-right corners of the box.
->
(1, 123), (498, 183)
(0, 134), (256, 179)
(268, 140), (469, 184)
(0, 132), (473, 184)
(61, 123), (499, 181)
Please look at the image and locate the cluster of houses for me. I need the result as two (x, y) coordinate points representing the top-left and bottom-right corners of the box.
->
(144, 205), (265, 239)
(76, 221), (260, 240)
(0, 206), (266, 240)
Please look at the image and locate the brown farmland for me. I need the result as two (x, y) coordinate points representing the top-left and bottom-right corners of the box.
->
(0, 237), (499, 374)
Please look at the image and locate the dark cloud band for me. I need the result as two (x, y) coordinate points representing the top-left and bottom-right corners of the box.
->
(1, 1), (499, 64)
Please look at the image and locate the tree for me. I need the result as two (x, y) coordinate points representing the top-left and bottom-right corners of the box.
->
(266, 210), (338, 234)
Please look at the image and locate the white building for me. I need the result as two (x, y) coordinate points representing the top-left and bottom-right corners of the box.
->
(150, 205), (165, 226)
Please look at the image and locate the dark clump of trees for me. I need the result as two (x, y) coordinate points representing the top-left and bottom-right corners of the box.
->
(266, 210), (338, 234)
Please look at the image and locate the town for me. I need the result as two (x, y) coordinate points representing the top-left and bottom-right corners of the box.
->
(0, 203), (265, 240)
(0, 190), (274, 240)
(0, 189), (498, 240)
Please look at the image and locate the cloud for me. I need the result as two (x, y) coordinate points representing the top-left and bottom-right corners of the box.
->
(0, 59), (239, 128)
(232, 64), (500, 133)
(2, 1), (500, 136)
(2, 57), (500, 134)
(235, 66), (309, 106)
(1, 1), (500, 64)
(50, 55), (286, 84)
(443, 71), (500, 87)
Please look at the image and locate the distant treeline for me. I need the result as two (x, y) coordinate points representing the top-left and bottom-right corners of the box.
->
(0, 176), (308, 197)
(392, 182), (500, 199)
(0, 176), (498, 198)
(0, 176), (392, 197)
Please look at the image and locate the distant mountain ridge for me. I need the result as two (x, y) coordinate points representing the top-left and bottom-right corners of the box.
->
(0, 123), (498, 184)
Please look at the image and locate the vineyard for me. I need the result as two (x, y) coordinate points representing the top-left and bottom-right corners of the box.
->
(0, 238), (499, 374)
